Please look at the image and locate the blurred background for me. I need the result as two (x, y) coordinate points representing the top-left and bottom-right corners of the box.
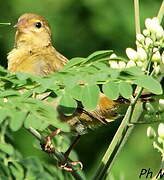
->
(0, 0), (162, 179)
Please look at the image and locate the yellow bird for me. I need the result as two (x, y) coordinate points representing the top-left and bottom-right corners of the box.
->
(8, 13), (121, 133)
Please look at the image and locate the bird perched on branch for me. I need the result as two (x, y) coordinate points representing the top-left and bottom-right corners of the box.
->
(8, 13), (152, 171)
(8, 13), (124, 132)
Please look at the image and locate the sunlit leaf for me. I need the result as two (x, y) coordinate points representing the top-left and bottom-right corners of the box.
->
(133, 75), (163, 95)
(87, 50), (113, 61)
(0, 143), (14, 155)
(103, 82), (119, 100)
(0, 109), (8, 124)
(63, 57), (85, 69)
(81, 84), (100, 110)
(59, 93), (77, 116)
(119, 82), (133, 99)
(9, 111), (27, 131)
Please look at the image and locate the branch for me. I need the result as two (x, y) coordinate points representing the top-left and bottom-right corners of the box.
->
(93, 88), (143, 180)
(134, 0), (141, 34)
(157, 0), (164, 23)
(27, 127), (85, 180)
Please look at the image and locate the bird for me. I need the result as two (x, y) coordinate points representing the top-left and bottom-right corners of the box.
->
(7, 13), (124, 134)
(8, 13), (68, 76)
(7, 13), (152, 171)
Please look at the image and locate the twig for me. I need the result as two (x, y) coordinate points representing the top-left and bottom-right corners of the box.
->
(93, 88), (143, 180)
(157, 0), (164, 23)
(27, 127), (85, 180)
(134, 0), (141, 34)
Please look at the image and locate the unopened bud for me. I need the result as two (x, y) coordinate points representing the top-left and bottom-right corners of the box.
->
(109, 53), (117, 58)
(136, 34), (145, 43)
(145, 37), (153, 48)
(147, 126), (156, 139)
(152, 50), (161, 62)
(156, 26), (164, 39)
(109, 61), (119, 68)
(143, 29), (150, 36)
(126, 60), (136, 68)
(153, 63), (160, 74)
(126, 48), (138, 61)
(118, 61), (126, 68)
(145, 17), (160, 32)
(159, 99), (164, 111)
(137, 47), (147, 61)
(158, 123), (164, 139)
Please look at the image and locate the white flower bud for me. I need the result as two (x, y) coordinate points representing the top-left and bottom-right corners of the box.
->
(126, 60), (136, 68)
(145, 17), (160, 32)
(159, 99), (164, 111)
(126, 48), (138, 61)
(162, 53), (164, 64)
(152, 50), (161, 62)
(147, 126), (156, 139)
(158, 137), (163, 144)
(156, 26), (164, 39)
(136, 34), (145, 43)
(118, 61), (126, 68)
(153, 63), (160, 74)
(109, 61), (119, 68)
(143, 29), (150, 36)
(137, 47), (147, 61)
(145, 37), (153, 47)
(158, 123), (164, 139)
(109, 53), (117, 58)
(136, 61), (143, 67)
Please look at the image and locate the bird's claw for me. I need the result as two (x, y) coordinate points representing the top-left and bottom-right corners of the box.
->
(59, 160), (83, 172)
(41, 136), (54, 153)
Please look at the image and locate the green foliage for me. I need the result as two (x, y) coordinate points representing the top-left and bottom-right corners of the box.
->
(0, 1), (163, 179)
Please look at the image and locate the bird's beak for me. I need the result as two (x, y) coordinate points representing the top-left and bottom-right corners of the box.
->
(13, 23), (18, 28)
(13, 18), (26, 28)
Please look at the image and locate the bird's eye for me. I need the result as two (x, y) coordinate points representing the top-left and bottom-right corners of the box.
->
(35, 22), (42, 28)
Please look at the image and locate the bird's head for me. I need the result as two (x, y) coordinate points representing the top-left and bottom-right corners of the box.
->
(14, 13), (52, 48)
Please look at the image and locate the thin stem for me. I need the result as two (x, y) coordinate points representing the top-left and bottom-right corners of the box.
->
(134, 0), (141, 34)
(0, 23), (11, 26)
(93, 86), (143, 180)
(27, 127), (85, 180)
(157, 0), (164, 24)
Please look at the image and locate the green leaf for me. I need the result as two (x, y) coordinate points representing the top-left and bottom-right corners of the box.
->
(69, 85), (84, 101)
(59, 93), (77, 116)
(0, 90), (20, 97)
(0, 23), (11, 26)
(63, 57), (85, 69)
(119, 82), (133, 99)
(123, 66), (144, 76)
(9, 162), (24, 180)
(9, 111), (27, 131)
(24, 114), (49, 130)
(133, 75), (163, 95)
(0, 143), (14, 155)
(87, 50), (113, 61)
(0, 109), (8, 124)
(81, 84), (100, 110)
(103, 82), (119, 100)
(16, 72), (32, 80)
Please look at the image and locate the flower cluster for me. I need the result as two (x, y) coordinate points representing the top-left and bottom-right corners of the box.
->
(147, 123), (164, 158)
(125, 17), (164, 73)
(146, 99), (164, 158)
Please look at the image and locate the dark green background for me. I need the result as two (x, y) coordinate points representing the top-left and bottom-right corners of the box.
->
(0, 0), (162, 179)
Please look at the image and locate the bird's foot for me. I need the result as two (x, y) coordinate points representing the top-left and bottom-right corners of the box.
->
(59, 159), (83, 172)
(41, 128), (61, 153)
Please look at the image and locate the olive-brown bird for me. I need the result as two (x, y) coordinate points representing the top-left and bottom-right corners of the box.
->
(8, 13), (124, 171)
(8, 13), (122, 133)
(8, 13), (153, 171)
(8, 13), (68, 76)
